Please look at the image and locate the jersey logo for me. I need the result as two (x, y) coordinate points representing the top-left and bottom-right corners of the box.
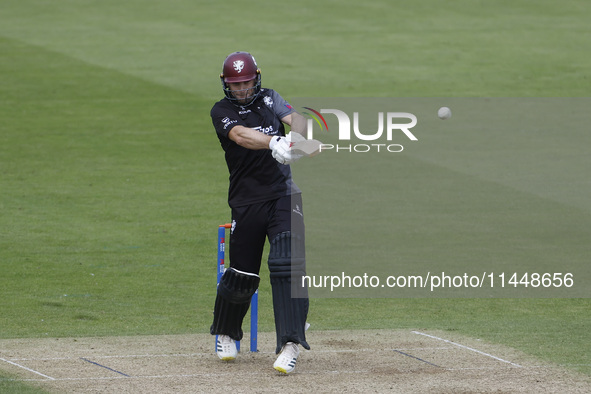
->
(233, 60), (245, 73)
(252, 125), (275, 135)
(264, 96), (273, 107)
(222, 117), (238, 130)
(293, 204), (303, 218)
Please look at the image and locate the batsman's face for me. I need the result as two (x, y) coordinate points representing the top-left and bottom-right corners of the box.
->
(227, 79), (256, 104)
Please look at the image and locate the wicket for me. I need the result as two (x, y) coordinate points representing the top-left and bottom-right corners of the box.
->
(216, 223), (258, 352)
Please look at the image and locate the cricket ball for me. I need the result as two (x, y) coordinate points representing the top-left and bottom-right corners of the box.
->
(438, 106), (452, 120)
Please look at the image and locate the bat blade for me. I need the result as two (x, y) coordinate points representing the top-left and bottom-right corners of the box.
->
(291, 139), (322, 157)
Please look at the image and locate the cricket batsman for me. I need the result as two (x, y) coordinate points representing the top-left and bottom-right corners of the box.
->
(209, 51), (310, 374)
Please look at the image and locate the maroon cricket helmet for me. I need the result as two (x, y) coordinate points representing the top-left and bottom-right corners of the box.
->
(220, 51), (262, 105)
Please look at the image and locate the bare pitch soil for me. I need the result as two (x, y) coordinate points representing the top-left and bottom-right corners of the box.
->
(1, 329), (589, 393)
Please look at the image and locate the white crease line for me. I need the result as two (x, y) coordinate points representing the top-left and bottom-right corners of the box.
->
(0, 357), (55, 380)
(2, 369), (373, 382)
(311, 348), (376, 354)
(412, 331), (522, 368)
(8, 353), (210, 361)
(396, 347), (453, 351)
(446, 366), (522, 371)
(4, 358), (69, 361)
(8, 354), (238, 361)
(8, 352), (256, 361)
(7, 347), (453, 361)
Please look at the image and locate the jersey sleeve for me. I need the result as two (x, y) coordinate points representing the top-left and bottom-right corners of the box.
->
(269, 90), (295, 119)
(210, 102), (246, 139)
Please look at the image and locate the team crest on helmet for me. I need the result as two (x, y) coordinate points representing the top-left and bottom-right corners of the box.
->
(233, 60), (245, 73)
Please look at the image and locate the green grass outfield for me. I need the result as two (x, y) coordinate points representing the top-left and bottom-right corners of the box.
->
(1, 0), (590, 391)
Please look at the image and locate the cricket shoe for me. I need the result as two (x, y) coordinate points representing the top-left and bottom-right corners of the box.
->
(273, 342), (300, 374)
(216, 335), (237, 361)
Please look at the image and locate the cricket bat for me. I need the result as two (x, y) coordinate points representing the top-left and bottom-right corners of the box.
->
(289, 131), (322, 157)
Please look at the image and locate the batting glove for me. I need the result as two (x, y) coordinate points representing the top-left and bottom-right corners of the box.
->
(269, 136), (292, 165)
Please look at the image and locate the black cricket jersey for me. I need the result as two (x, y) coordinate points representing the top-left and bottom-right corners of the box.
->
(211, 88), (301, 208)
